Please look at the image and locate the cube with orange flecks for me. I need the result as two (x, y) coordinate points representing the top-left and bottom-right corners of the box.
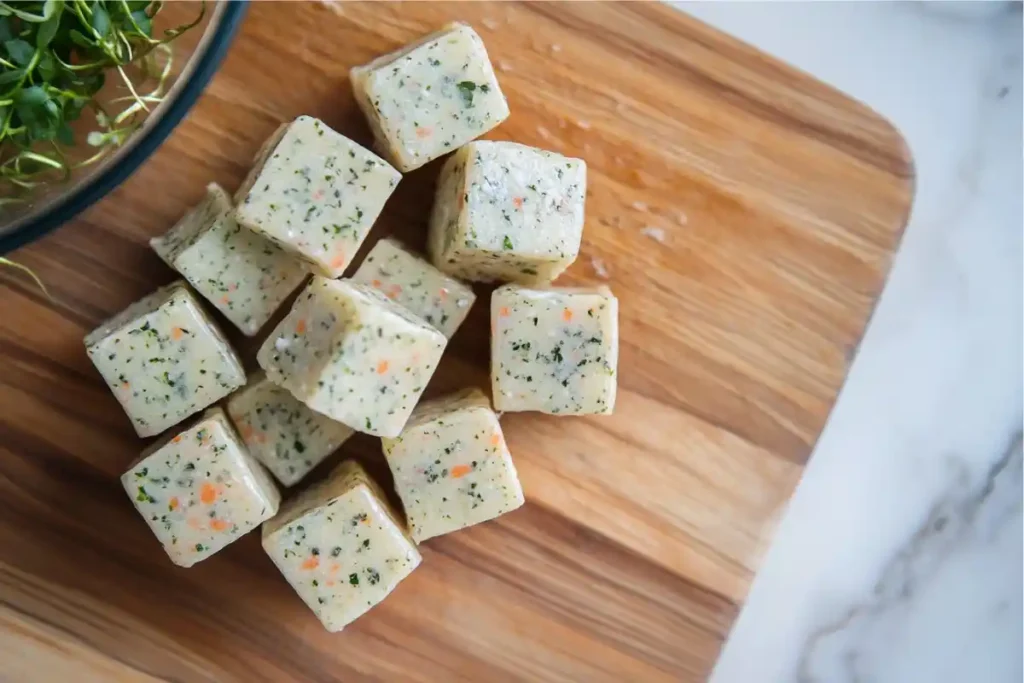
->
(261, 460), (420, 632)
(233, 116), (401, 278)
(490, 284), (618, 415)
(382, 388), (524, 543)
(226, 372), (354, 487)
(121, 407), (280, 567)
(256, 277), (446, 437)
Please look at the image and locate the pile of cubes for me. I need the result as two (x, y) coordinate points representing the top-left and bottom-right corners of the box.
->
(85, 22), (618, 633)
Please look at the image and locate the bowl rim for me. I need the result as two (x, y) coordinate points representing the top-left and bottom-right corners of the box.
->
(0, 1), (249, 255)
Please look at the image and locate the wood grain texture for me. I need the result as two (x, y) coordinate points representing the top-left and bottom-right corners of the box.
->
(0, 2), (913, 681)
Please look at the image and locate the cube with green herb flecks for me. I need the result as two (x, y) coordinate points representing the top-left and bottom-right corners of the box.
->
(351, 22), (509, 172)
(84, 281), (246, 437)
(151, 183), (308, 336)
(122, 407), (280, 567)
(256, 276), (446, 438)
(382, 388), (524, 543)
(234, 116), (401, 278)
(428, 141), (586, 284)
(351, 237), (475, 339)
(261, 460), (420, 632)
(491, 284), (618, 415)
(226, 372), (354, 487)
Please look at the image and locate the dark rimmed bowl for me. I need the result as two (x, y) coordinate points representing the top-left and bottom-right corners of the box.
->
(0, 1), (247, 254)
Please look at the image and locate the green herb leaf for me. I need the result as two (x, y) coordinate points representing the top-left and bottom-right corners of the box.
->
(502, 235), (514, 250)
(35, 4), (62, 48)
(4, 38), (35, 66)
(0, 0), (56, 23)
(68, 28), (94, 48)
(91, 7), (112, 38)
(128, 10), (152, 37)
(456, 80), (476, 107)
(0, 67), (24, 85)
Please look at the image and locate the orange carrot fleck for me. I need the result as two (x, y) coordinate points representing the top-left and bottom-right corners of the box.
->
(328, 563), (341, 575)
(168, 497), (179, 511)
(325, 579), (336, 587)
(371, 279), (382, 288)
(200, 482), (218, 505)
(376, 360), (389, 375)
(439, 287), (449, 300)
(120, 381), (130, 390)
(187, 517), (203, 529)
(387, 284), (402, 299)
(172, 435), (182, 444)
(171, 327), (184, 341)
(301, 556), (320, 571)
(220, 295), (230, 305)
(451, 464), (472, 478)
(415, 126), (432, 138)
(295, 319), (307, 335)
(499, 306), (510, 318)
(512, 196), (524, 209)
(562, 308), (573, 322)
(330, 252), (347, 270)
(490, 433), (501, 447)
(210, 519), (231, 532)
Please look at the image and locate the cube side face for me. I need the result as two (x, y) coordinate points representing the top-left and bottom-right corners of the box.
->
(491, 285), (618, 415)
(427, 148), (471, 269)
(226, 374), (354, 487)
(354, 23), (509, 172)
(383, 399), (524, 543)
(351, 237), (476, 339)
(234, 116), (401, 277)
(121, 409), (280, 567)
(233, 122), (290, 206)
(301, 282), (447, 437)
(151, 183), (231, 267)
(86, 283), (246, 437)
(256, 277), (356, 402)
(262, 478), (421, 631)
(431, 142), (586, 283)
(173, 214), (309, 336)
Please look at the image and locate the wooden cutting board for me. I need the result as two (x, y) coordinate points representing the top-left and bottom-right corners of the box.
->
(0, 3), (913, 681)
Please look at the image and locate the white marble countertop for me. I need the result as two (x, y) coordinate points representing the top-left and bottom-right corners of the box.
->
(672, 3), (1022, 682)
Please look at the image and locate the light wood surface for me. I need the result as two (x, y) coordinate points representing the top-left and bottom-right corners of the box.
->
(0, 2), (913, 681)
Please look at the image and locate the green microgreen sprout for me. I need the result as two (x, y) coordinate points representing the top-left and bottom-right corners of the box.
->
(0, 0), (205, 205)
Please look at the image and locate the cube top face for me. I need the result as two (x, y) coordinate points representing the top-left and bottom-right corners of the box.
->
(257, 277), (447, 437)
(350, 237), (476, 339)
(262, 461), (421, 631)
(491, 285), (618, 415)
(383, 388), (524, 543)
(352, 22), (509, 172)
(121, 407), (281, 567)
(85, 281), (246, 437)
(152, 184), (309, 337)
(234, 116), (401, 278)
(226, 373), (354, 487)
(429, 142), (587, 284)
